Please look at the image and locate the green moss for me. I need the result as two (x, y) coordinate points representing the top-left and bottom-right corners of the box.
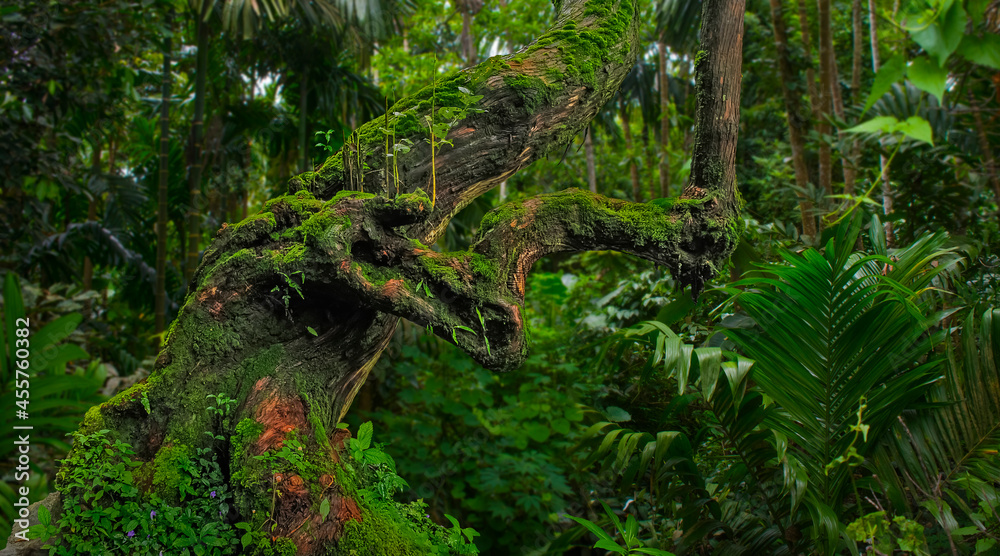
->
(273, 537), (297, 556)
(233, 418), (264, 459)
(103, 379), (152, 410)
(263, 190), (325, 216)
(272, 243), (307, 265)
(78, 405), (105, 435)
(151, 443), (194, 502)
(299, 212), (336, 244)
(337, 506), (430, 556)
(469, 253), (499, 282)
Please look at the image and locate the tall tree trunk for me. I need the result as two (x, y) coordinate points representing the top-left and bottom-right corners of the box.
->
(299, 71), (310, 173)
(969, 90), (1000, 202)
(830, 48), (858, 196)
(770, 0), (818, 237)
(43, 1), (745, 554)
(156, 11), (172, 338)
(869, 0), (893, 244)
(796, 0), (820, 120)
(83, 140), (100, 292)
(658, 40), (671, 198)
(817, 0), (834, 198)
(844, 0), (863, 197)
(185, 7), (209, 284)
(643, 123), (657, 200)
(461, 9), (476, 65)
(621, 103), (641, 201)
(584, 126), (597, 193)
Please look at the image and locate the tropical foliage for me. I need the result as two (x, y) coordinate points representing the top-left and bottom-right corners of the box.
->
(3, 0), (1000, 553)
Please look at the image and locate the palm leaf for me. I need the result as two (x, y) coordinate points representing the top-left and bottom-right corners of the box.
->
(725, 215), (959, 531)
(871, 308), (1000, 539)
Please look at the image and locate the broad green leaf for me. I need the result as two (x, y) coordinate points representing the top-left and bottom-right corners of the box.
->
(908, 56), (949, 103)
(357, 421), (373, 450)
(908, 1), (966, 66)
(525, 422), (551, 442)
(695, 348), (722, 401)
(319, 498), (330, 522)
(604, 406), (631, 422)
(956, 33), (1000, 69)
(895, 116), (934, 146)
(864, 55), (906, 114)
(968, 0), (989, 24)
(846, 116), (899, 135)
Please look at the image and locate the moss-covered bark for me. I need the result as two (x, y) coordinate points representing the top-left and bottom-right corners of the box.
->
(37, 0), (747, 554)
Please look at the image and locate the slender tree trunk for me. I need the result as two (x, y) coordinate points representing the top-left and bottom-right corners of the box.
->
(658, 40), (671, 198)
(796, 0), (820, 120)
(156, 12), (172, 338)
(817, 0), (834, 198)
(868, 0), (893, 244)
(643, 124), (657, 200)
(461, 9), (476, 65)
(845, 0), (863, 197)
(830, 47), (858, 196)
(299, 71), (310, 173)
(584, 126), (597, 193)
(969, 90), (1000, 202)
(44, 2), (746, 554)
(83, 140), (100, 292)
(621, 103), (641, 201)
(769, 0), (818, 237)
(185, 7), (209, 284)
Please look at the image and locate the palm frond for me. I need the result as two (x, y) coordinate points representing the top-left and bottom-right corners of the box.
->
(871, 308), (1000, 541)
(725, 215), (959, 535)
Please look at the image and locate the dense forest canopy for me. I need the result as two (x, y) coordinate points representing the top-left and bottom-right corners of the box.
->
(2, 0), (1000, 555)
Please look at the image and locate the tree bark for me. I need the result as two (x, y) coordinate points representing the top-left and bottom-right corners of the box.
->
(156, 11), (172, 338)
(299, 71), (310, 173)
(658, 40), (671, 198)
(621, 101), (642, 201)
(844, 0), (862, 197)
(584, 125), (597, 193)
(48, 0), (745, 553)
(82, 140), (100, 292)
(817, 0), (834, 198)
(796, 0), (820, 121)
(769, 0), (819, 237)
(868, 0), (893, 244)
(185, 6), (209, 283)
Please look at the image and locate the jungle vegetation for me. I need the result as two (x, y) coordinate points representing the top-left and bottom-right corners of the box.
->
(1, 0), (1000, 554)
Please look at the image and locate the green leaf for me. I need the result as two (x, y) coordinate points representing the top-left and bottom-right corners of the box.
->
(241, 532), (252, 548)
(846, 116), (900, 135)
(306, 326), (318, 336)
(566, 514), (619, 546)
(604, 406), (631, 422)
(956, 33), (1000, 69)
(908, 1), (966, 66)
(357, 421), (373, 451)
(525, 422), (551, 442)
(37, 504), (51, 527)
(864, 55), (906, 114)
(594, 539), (628, 553)
(319, 498), (330, 522)
(895, 116), (934, 146)
(908, 56), (949, 103)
